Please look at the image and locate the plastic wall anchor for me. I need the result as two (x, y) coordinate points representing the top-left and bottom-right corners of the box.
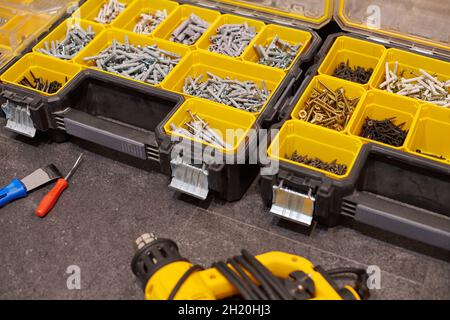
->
(1, 101), (36, 138)
(169, 156), (209, 200)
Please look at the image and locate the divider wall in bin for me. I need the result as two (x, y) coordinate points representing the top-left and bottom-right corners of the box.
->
(260, 32), (450, 252)
(0, 0), (323, 202)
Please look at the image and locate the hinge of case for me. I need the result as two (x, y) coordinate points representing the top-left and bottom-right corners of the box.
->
(270, 182), (315, 226)
(1, 100), (36, 138)
(169, 155), (209, 200)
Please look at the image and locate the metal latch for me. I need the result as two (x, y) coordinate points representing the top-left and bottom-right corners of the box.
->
(1, 101), (36, 138)
(270, 183), (315, 226)
(169, 156), (209, 200)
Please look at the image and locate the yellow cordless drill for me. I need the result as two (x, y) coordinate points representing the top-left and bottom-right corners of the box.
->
(131, 233), (370, 300)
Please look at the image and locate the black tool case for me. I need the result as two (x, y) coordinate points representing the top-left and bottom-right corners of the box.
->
(260, 0), (450, 252)
(0, 0), (328, 202)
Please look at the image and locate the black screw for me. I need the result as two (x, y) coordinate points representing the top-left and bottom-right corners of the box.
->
(333, 60), (373, 84)
(360, 117), (408, 147)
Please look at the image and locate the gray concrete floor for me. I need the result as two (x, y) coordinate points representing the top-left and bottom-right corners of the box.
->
(0, 119), (449, 300)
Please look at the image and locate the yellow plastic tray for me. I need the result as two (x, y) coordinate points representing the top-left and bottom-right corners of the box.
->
(370, 48), (450, 105)
(197, 14), (265, 59)
(406, 103), (450, 165)
(1, 53), (81, 96)
(72, 0), (135, 25)
(241, 24), (313, 71)
(268, 120), (363, 180)
(112, 0), (179, 36)
(152, 4), (221, 48)
(161, 51), (286, 115)
(33, 18), (105, 62)
(318, 35), (386, 86)
(290, 74), (366, 132)
(74, 29), (190, 87)
(164, 98), (256, 154)
(347, 90), (421, 150)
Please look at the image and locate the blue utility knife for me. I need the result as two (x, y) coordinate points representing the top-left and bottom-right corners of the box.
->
(0, 164), (62, 207)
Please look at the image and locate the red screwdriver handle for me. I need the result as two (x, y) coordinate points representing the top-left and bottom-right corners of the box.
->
(36, 178), (69, 218)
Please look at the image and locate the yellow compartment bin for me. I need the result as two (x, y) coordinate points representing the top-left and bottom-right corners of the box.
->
(161, 51), (286, 114)
(268, 120), (362, 179)
(164, 98), (256, 154)
(1, 53), (82, 96)
(197, 14), (265, 59)
(318, 36), (386, 85)
(370, 48), (450, 105)
(74, 29), (190, 87)
(347, 90), (420, 150)
(406, 103), (450, 165)
(290, 74), (366, 131)
(0, 5), (18, 30)
(72, 0), (135, 25)
(33, 18), (105, 61)
(152, 5), (221, 48)
(241, 24), (313, 71)
(0, 44), (12, 66)
(112, 0), (179, 36)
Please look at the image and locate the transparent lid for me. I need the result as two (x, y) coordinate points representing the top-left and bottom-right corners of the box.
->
(0, 0), (75, 68)
(335, 0), (450, 55)
(195, 0), (333, 28)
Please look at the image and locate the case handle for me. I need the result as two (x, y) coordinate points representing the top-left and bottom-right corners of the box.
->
(60, 109), (153, 160)
(354, 203), (450, 251)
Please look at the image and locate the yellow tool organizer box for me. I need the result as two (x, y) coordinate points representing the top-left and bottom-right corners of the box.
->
(0, 0), (327, 202)
(260, 0), (450, 253)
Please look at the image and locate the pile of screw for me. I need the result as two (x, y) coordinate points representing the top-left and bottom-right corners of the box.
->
(19, 71), (64, 94)
(133, 10), (168, 35)
(183, 72), (270, 112)
(170, 110), (231, 149)
(209, 23), (257, 57)
(83, 37), (181, 85)
(254, 35), (302, 69)
(0, 17), (8, 27)
(360, 117), (408, 147)
(333, 60), (373, 84)
(95, 0), (126, 24)
(170, 14), (209, 45)
(288, 151), (348, 176)
(379, 62), (450, 107)
(37, 24), (96, 60)
(298, 80), (359, 131)
(416, 149), (446, 161)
